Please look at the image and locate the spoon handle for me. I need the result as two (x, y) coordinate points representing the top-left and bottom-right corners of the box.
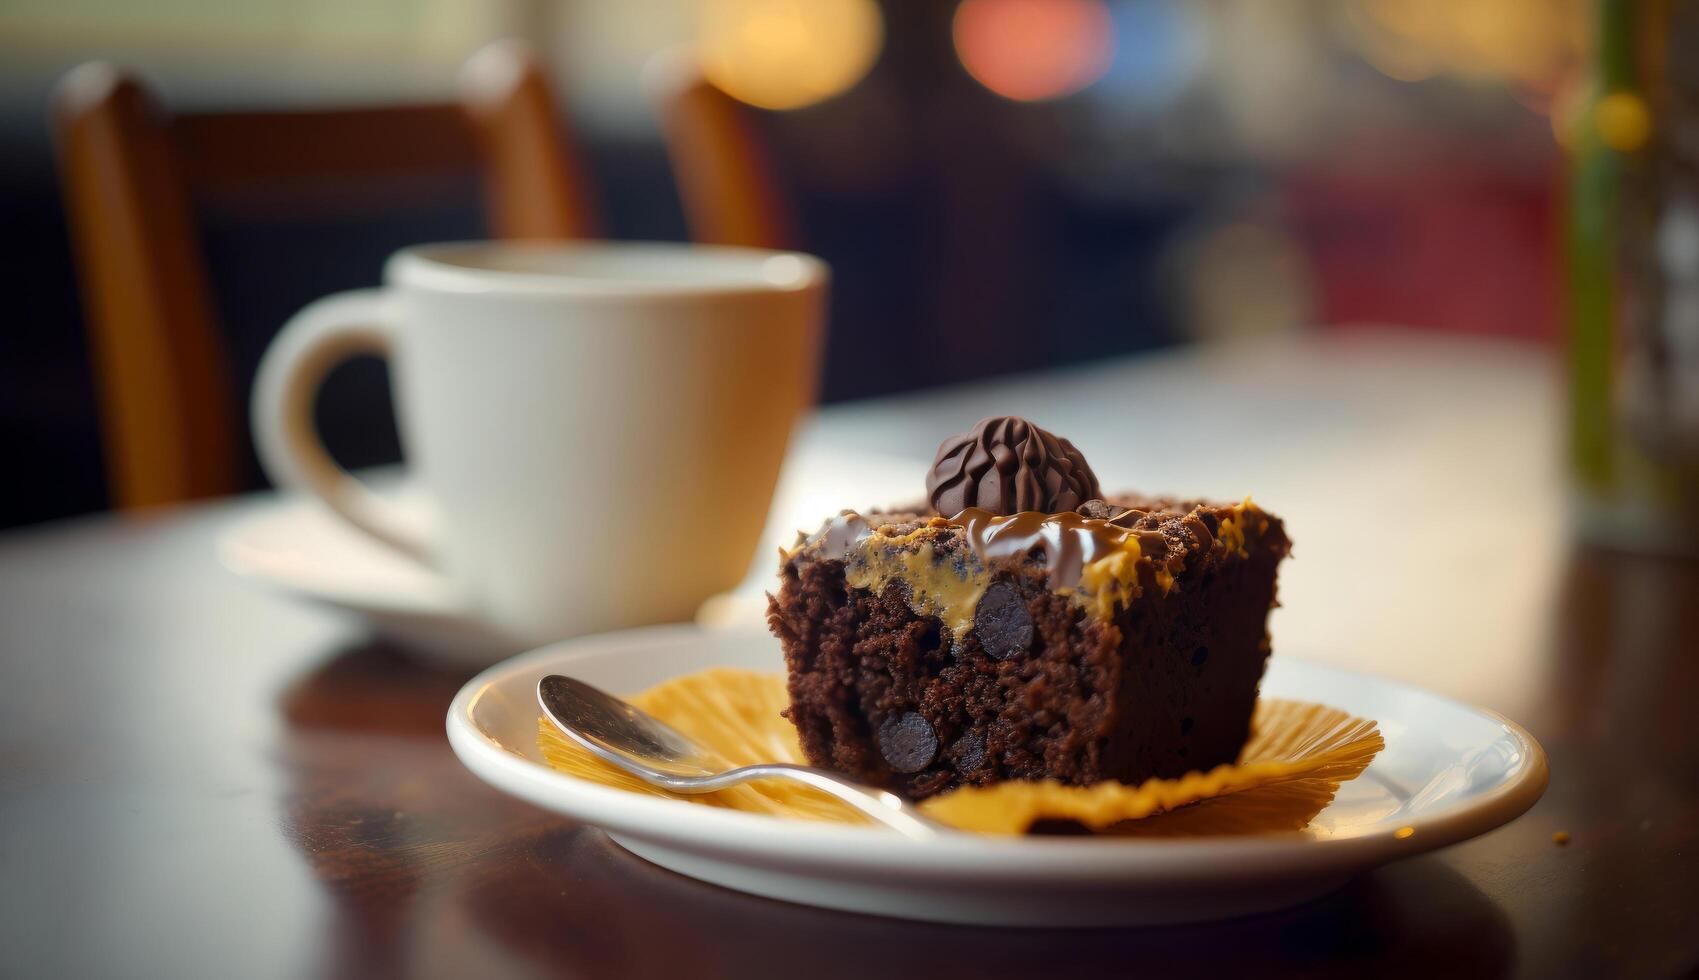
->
(684, 763), (943, 839)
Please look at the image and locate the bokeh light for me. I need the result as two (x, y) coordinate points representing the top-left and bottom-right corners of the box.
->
(698, 0), (883, 111)
(953, 0), (1116, 103)
(1594, 91), (1651, 153)
(1092, 0), (1204, 112)
(1343, 0), (1585, 95)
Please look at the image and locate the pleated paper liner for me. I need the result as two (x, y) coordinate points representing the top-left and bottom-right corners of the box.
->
(537, 667), (1384, 836)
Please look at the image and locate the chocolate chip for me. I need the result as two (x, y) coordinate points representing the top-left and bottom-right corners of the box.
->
(974, 582), (1034, 661)
(1191, 646), (1209, 666)
(876, 712), (938, 773)
(1075, 498), (1116, 520)
(952, 731), (986, 773)
(1180, 717), (1194, 735)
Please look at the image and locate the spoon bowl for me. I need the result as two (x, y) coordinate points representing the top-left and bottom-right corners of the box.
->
(538, 674), (714, 778)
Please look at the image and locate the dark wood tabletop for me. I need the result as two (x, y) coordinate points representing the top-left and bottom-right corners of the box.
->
(3, 336), (1698, 979)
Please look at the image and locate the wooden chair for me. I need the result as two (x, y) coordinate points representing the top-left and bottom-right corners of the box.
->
(650, 59), (797, 251)
(53, 40), (598, 510)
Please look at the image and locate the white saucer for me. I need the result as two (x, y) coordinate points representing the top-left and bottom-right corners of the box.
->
(217, 486), (525, 663)
(446, 625), (1548, 927)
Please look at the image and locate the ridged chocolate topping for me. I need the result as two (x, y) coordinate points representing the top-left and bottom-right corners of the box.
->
(926, 417), (1101, 517)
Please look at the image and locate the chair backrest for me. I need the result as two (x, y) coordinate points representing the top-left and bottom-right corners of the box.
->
(52, 42), (597, 510)
(652, 62), (796, 251)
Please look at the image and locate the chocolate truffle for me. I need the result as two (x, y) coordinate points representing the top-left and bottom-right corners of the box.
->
(926, 416), (1101, 516)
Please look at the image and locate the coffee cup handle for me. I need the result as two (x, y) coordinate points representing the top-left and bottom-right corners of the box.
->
(252, 288), (433, 564)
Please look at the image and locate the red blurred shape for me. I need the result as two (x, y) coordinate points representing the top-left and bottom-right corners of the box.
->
(953, 0), (1116, 102)
(1286, 160), (1559, 340)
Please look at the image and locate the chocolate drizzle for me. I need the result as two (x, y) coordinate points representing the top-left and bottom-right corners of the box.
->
(950, 508), (1133, 588)
(807, 507), (1160, 591)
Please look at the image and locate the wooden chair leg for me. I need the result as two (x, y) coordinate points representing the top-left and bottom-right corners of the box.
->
(53, 63), (237, 508)
(650, 54), (797, 251)
(460, 39), (600, 241)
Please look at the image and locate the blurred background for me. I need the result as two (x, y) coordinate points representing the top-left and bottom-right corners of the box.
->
(0, 0), (1627, 528)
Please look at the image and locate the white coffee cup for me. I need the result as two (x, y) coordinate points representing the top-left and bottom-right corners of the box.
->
(253, 241), (827, 646)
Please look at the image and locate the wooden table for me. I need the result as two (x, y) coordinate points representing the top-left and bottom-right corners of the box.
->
(3, 331), (1696, 978)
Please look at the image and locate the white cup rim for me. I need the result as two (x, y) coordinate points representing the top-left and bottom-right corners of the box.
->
(388, 240), (829, 298)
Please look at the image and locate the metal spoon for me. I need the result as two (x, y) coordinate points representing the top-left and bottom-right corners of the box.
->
(537, 674), (942, 840)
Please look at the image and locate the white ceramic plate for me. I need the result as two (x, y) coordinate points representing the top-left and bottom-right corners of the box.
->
(449, 625), (1546, 927)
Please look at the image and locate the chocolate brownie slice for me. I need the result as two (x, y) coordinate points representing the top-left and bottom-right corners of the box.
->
(766, 417), (1290, 801)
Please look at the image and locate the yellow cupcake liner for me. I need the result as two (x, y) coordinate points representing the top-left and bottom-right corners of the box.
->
(537, 667), (1383, 836)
